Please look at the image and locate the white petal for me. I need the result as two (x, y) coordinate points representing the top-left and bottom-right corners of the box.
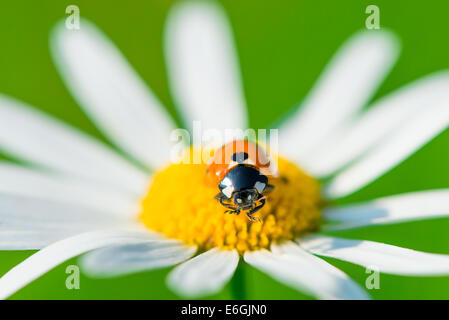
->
(0, 194), (128, 250)
(165, 2), (247, 136)
(244, 242), (369, 300)
(323, 189), (449, 231)
(0, 162), (138, 218)
(303, 71), (449, 177)
(300, 235), (449, 276)
(50, 20), (176, 168)
(167, 248), (238, 298)
(279, 30), (399, 162)
(0, 229), (156, 299)
(80, 240), (196, 277)
(0, 194), (114, 226)
(325, 99), (449, 198)
(0, 95), (148, 195)
(0, 230), (79, 251)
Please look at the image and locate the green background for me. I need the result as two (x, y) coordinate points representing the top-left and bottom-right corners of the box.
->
(1, 0), (449, 299)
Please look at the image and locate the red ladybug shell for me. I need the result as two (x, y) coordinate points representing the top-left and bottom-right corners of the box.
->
(206, 140), (278, 187)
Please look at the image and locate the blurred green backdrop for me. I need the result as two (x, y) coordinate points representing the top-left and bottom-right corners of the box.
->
(1, 0), (449, 299)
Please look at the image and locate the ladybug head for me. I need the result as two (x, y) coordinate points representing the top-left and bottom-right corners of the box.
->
(233, 188), (258, 209)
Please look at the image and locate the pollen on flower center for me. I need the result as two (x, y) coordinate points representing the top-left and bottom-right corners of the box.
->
(139, 150), (322, 254)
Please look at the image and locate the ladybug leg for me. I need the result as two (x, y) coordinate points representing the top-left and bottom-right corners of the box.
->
(216, 193), (233, 207)
(224, 205), (240, 215)
(257, 185), (273, 202)
(217, 194), (233, 207)
(246, 198), (265, 222)
(216, 193), (241, 215)
(262, 184), (275, 195)
(225, 208), (241, 215)
(215, 193), (228, 201)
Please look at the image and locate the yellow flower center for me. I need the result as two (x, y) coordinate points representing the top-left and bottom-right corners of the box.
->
(139, 150), (322, 254)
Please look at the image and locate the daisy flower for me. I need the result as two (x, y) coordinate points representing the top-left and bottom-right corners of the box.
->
(1, 2), (449, 300)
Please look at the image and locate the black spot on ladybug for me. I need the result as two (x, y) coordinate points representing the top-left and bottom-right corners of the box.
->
(232, 152), (249, 164)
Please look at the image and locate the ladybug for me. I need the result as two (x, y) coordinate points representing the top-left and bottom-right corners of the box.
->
(206, 140), (278, 221)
